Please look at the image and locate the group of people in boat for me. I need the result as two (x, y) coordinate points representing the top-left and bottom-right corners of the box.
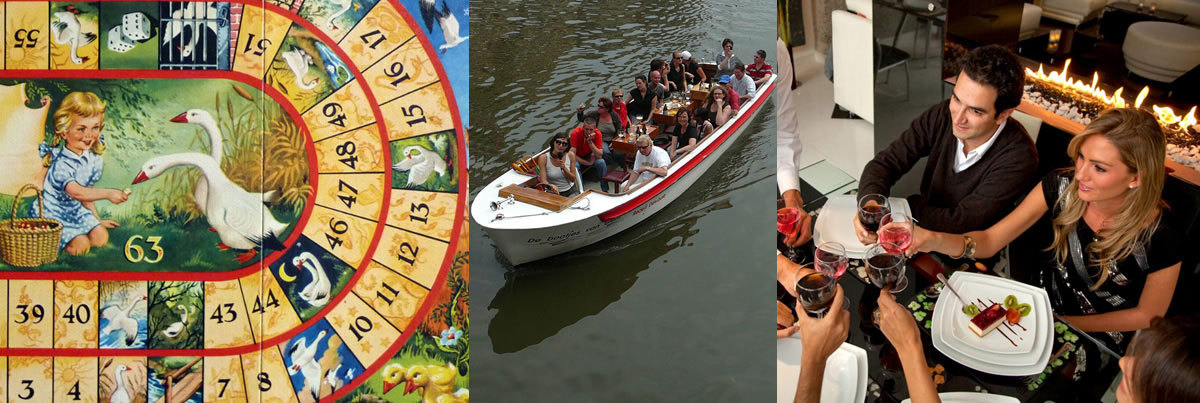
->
(777, 43), (1200, 402)
(536, 39), (775, 197)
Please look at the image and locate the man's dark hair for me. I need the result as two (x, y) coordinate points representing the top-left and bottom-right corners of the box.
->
(734, 62), (745, 72)
(582, 111), (598, 125)
(650, 59), (664, 73)
(960, 44), (1024, 116)
(756, 49), (767, 59)
(722, 38), (733, 48)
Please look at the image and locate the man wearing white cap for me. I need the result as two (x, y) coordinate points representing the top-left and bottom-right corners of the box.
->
(681, 51), (706, 85)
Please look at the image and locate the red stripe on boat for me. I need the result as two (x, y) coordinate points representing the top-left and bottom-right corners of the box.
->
(599, 81), (776, 222)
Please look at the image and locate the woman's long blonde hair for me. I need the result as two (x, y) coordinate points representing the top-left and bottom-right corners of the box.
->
(44, 92), (107, 167)
(1049, 108), (1166, 289)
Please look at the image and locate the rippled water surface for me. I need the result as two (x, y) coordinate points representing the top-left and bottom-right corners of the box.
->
(470, 0), (776, 399)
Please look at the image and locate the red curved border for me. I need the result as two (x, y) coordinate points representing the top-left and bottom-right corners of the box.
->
(599, 81), (776, 221)
(0, 69), (321, 282)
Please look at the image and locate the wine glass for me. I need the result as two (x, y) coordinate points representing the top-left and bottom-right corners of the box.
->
(815, 242), (848, 280)
(866, 244), (907, 293)
(857, 194), (891, 233)
(878, 211), (914, 255)
(795, 272), (837, 318)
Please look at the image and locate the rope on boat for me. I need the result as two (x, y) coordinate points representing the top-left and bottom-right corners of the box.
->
(491, 212), (549, 222)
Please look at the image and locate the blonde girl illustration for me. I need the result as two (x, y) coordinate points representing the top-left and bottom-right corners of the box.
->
(38, 91), (128, 255)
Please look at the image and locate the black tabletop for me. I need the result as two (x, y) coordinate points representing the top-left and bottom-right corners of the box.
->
(779, 197), (1123, 402)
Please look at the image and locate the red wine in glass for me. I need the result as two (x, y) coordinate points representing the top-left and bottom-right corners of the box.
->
(795, 272), (836, 318)
(866, 245), (908, 293)
(858, 194), (890, 232)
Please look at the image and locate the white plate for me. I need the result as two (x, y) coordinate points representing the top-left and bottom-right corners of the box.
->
(931, 272), (1052, 375)
(947, 282), (1037, 354)
(902, 392), (1020, 403)
(777, 338), (868, 403)
(812, 194), (912, 259)
(936, 276), (1048, 367)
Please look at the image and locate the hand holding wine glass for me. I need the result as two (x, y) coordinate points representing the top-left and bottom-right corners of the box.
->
(855, 194), (890, 245)
(814, 242), (848, 280)
(878, 220), (934, 258)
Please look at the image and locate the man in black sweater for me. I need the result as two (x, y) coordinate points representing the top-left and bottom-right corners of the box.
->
(855, 45), (1038, 243)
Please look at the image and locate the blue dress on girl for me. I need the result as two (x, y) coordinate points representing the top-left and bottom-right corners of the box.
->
(37, 142), (104, 250)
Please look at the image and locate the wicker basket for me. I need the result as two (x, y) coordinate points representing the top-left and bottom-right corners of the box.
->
(0, 185), (62, 267)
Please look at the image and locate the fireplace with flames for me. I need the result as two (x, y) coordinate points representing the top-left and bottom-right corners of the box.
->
(1021, 59), (1200, 174)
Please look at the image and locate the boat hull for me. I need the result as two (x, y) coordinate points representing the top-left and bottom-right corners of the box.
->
(477, 79), (775, 265)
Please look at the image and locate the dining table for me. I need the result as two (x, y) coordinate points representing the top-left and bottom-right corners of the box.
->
(610, 127), (656, 156)
(777, 194), (1124, 403)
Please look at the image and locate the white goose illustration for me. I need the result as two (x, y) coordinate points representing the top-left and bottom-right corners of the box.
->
(392, 145), (448, 188)
(419, 0), (468, 53)
(111, 364), (131, 403)
(287, 330), (328, 401)
(293, 252), (331, 308)
(51, 9), (97, 65)
(101, 295), (146, 347)
(321, 0), (354, 31)
(160, 305), (192, 338)
(164, 2), (216, 59)
(324, 360), (343, 391)
(132, 153), (289, 262)
(282, 48), (320, 90)
(169, 109), (277, 213)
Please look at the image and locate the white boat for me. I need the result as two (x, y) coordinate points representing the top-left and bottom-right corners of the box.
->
(473, 75), (776, 265)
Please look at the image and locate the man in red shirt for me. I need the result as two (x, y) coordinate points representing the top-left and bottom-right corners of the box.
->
(746, 49), (773, 88)
(570, 112), (610, 192)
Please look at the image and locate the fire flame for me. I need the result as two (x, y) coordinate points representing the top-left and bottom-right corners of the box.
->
(1024, 59), (1197, 134)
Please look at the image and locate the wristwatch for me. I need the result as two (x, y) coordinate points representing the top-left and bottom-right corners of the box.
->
(952, 235), (976, 260)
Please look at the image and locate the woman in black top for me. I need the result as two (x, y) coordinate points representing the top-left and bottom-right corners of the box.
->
(899, 109), (1182, 353)
(626, 75), (656, 123)
(694, 86), (732, 135)
(664, 108), (700, 159)
(667, 51), (688, 93)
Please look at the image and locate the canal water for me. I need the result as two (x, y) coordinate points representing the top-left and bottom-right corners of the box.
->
(470, 0), (777, 399)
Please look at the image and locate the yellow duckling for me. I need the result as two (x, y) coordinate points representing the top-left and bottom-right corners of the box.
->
(381, 363), (468, 402)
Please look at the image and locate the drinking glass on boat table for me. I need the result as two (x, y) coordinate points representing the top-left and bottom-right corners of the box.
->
(815, 242), (848, 280)
(878, 211), (914, 255)
(795, 272), (837, 318)
(857, 193), (890, 233)
(866, 244), (907, 293)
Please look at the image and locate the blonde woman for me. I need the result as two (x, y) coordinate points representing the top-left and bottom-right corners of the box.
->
(899, 108), (1181, 351)
(39, 92), (129, 255)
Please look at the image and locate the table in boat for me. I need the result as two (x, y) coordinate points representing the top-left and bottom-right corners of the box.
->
(777, 203), (1123, 402)
(611, 128), (657, 155)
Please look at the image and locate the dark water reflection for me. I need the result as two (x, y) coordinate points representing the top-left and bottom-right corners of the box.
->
(470, 0), (776, 399)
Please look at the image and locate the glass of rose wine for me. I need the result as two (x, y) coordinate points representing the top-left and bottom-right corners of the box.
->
(878, 211), (914, 255)
(857, 194), (890, 233)
(815, 242), (848, 280)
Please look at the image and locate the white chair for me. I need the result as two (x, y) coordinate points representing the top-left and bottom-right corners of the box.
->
(1123, 21), (1200, 83)
(832, 0), (876, 123)
(1040, 0), (1107, 26)
(1020, 3), (1043, 41)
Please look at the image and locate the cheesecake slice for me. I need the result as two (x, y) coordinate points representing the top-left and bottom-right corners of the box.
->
(968, 303), (1006, 337)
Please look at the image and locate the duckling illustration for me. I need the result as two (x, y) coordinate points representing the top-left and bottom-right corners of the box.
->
(381, 363), (468, 402)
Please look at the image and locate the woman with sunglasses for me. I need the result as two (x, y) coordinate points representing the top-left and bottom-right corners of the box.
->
(536, 132), (578, 196)
(663, 108), (700, 159)
(667, 52), (688, 93)
(609, 88), (630, 131)
(694, 86), (732, 135)
(576, 96), (627, 140)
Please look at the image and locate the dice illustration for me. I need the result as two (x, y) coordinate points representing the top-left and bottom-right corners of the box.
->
(121, 12), (152, 42)
(107, 26), (135, 53)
